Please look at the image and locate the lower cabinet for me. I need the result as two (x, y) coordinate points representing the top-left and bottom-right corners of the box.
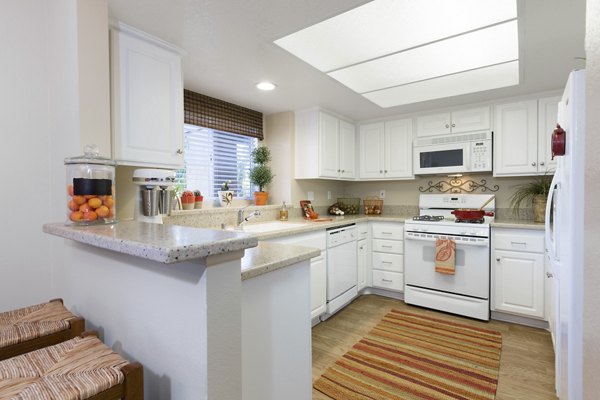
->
(491, 228), (545, 319)
(371, 222), (404, 292)
(266, 231), (327, 320)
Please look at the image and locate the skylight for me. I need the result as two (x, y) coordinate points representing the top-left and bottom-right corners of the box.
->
(274, 0), (519, 107)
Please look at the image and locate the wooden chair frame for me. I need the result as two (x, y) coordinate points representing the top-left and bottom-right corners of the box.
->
(0, 298), (85, 361)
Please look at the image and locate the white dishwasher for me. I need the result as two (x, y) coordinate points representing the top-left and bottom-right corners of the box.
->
(324, 224), (357, 319)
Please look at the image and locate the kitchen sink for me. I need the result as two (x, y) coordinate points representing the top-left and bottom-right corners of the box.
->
(226, 221), (308, 233)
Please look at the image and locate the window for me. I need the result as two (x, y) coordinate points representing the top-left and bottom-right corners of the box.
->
(180, 124), (258, 198)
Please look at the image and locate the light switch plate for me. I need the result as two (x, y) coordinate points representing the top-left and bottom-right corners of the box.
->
(307, 191), (314, 201)
(379, 190), (386, 199)
(327, 191), (332, 200)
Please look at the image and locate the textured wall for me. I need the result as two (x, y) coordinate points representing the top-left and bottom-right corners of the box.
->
(584, 0), (600, 397)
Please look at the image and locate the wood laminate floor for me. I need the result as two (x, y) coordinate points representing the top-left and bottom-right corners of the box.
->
(312, 295), (557, 400)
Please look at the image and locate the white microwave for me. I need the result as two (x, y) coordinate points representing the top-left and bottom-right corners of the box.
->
(413, 131), (492, 175)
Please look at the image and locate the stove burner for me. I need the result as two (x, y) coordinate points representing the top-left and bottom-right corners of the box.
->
(413, 215), (445, 221)
(455, 218), (485, 224)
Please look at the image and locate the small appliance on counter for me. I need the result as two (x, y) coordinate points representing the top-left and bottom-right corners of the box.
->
(133, 168), (176, 223)
(64, 145), (116, 225)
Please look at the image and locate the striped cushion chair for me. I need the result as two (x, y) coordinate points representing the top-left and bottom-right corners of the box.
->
(0, 331), (143, 399)
(0, 299), (85, 361)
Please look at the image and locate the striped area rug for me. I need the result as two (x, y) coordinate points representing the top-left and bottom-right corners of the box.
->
(314, 309), (502, 400)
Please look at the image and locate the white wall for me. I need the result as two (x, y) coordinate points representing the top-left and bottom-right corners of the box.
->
(584, 0), (600, 397)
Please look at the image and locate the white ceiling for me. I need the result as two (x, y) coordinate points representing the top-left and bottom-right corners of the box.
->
(107, 0), (586, 121)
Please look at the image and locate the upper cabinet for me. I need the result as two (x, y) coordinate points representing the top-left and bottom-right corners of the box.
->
(359, 118), (413, 180)
(416, 106), (490, 137)
(295, 108), (355, 180)
(493, 96), (559, 177)
(110, 23), (184, 168)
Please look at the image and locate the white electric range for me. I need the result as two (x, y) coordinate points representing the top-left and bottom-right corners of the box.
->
(404, 194), (495, 320)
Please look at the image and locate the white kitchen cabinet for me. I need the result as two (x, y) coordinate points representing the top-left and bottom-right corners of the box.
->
(295, 108), (355, 180)
(492, 228), (545, 319)
(265, 231), (327, 321)
(359, 118), (413, 179)
(371, 222), (404, 292)
(416, 106), (490, 137)
(493, 96), (559, 176)
(357, 222), (369, 291)
(110, 22), (184, 168)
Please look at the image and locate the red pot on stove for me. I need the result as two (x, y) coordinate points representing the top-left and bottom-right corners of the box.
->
(451, 209), (494, 221)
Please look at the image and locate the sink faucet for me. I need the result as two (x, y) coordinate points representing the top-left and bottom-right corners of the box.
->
(237, 205), (261, 227)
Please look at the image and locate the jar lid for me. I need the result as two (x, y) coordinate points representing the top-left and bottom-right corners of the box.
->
(64, 145), (116, 166)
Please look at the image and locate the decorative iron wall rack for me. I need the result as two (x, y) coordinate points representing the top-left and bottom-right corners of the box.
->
(418, 178), (499, 193)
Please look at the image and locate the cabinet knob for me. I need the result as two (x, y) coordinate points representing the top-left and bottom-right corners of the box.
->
(496, 257), (501, 262)
(337, 169), (340, 172)
(540, 162), (545, 166)
(547, 272), (553, 278)
(532, 162), (537, 166)
(384, 170), (388, 173)
(176, 148), (183, 155)
(380, 170), (383, 174)
(341, 169), (345, 173)
(451, 123), (456, 128)
(445, 124), (450, 128)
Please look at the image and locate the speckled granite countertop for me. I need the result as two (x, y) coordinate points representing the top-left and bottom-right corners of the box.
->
(241, 242), (320, 280)
(43, 221), (258, 264)
(491, 219), (545, 230)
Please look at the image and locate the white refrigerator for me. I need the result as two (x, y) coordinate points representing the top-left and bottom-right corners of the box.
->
(545, 69), (586, 399)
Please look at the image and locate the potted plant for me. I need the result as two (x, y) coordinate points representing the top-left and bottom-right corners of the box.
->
(508, 174), (553, 222)
(249, 146), (274, 206)
(218, 180), (234, 207)
(194, 190), (203, 209)
(181, 190), (195, 210)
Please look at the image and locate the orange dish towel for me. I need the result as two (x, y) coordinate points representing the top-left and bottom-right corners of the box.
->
(435, 238), (456, 275)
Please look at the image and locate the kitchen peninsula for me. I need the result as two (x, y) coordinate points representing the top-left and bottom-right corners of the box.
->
(43, 220), (317, 400)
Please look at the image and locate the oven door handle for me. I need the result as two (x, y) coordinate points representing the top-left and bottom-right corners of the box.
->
(404, 232), (489, 247)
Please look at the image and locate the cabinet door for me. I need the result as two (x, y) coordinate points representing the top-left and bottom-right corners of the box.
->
(339, 120), (356, 179)
(493, 249), (545, 318)
(111, 28), (183, 168)
(318, 112), (340, 178)
(357, 239), (368, 291)
(310, 255), (327, 319)
(493, 100), (538, 176)
(385, 118), (413, 178)
(451, 106), (490, 133)
(538, 96), (560, 174)
(359, 123), (384, 178)
(416, 112), (451, 137)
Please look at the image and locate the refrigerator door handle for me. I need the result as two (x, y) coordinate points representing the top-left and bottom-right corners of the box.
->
(545, 172), (559, 261)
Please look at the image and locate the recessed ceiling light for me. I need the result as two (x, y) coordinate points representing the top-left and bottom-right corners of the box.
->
(256, 82), (277, 91)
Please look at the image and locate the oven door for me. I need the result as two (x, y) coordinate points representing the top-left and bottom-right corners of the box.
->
(413, 142), (470, 175)
(404, 232), (489, 299)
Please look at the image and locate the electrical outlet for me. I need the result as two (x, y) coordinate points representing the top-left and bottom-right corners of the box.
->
(379, 190), (386, 199)
(327, 191), (332, 200)
(307, 191), (314, 201)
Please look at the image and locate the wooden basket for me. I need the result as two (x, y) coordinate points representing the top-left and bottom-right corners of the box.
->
(363, 197), (384, 215)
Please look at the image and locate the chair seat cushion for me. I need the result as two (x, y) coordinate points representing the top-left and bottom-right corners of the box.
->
(0, 302), (76, 348)
(0, 335), (128, 399)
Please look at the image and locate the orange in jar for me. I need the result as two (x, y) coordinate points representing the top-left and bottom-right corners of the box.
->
(69, 211), (84, 221)
(67, 200), (79, 211)
(96, 205), (110, 218)
(83, 211), (98, 221)
(72, 195), (86, 205)
(88, 198), (102, 209)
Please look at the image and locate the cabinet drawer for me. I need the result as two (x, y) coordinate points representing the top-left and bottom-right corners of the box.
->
(357, 223), (369, 240)
(494, 230), (544, 253)
(372, 223), (404, 240)
(372, 252), (403, 272)
(372, 239), (403, 254)
(372, 270), (404, 291)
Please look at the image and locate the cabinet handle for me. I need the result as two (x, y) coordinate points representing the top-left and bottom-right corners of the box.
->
(381, 245), (393, 249)
(547, 272), (553, 278)
(540, 162), (545, 166)
(451, 123), (456, 128)
(532, 162), (537, 166)
(496, 257), (501, 261)
(511, 241), (527, 246)
(382, 278), (393, 283)
(176, 149), (183, 154)
(381, 232), (393, 235)
(382, 261), (393, 264)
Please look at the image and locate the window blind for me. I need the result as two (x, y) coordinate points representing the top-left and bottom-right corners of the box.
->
(182, 124), (257, 198)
